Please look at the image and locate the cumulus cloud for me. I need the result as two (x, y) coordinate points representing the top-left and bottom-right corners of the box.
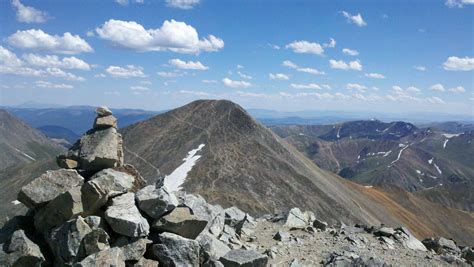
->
(157, 71), (184, 78)
(282, 60), (298, 69)
(329, 59), (362, 71)
(106, 65), (145, 78)
(406, 86), (421, 93)
(222, 77), (251, 88)
(297, 67), (325, 75)
(448, 86), (466, 93)
(346, 83), (367, 92)
(443, 56), (474, 71)
(445, 0), (474, 8)
(22, 54), (90, 70)
(290, 83), (322, 90)
(414, 65), (426, 71)
(269, 73), (289, 80)
(323, 38), (336, 48)
(166, 0), (200, 9)
(169, 58), (208, 70)
(430, 83), (445, 92)
(365, 72), (385, 79)
(426, 96), (445, 104)
(286, 40), (324, 55)
(8, 29), (93, 54)
(342, 48), (359, 56)
(35, 80), (73, 89)
(12, 0), (49, 23)
(130, 85), (150, 91)
(95, 19), (223, 54)
(341, 11), (367, 27)
(237, 71), (252, 80)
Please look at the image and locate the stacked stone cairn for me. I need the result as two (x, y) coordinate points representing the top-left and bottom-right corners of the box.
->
(0, 107), (268, 266)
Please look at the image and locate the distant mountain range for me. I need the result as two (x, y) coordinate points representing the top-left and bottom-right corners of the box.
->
(271, 120), (474, 212)
(1, 101), (473, 244)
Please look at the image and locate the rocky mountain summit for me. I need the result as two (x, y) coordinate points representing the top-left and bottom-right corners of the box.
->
(1, 107), (473, 266)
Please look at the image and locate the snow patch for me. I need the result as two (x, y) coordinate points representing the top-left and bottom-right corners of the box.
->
(14, 148), (35, 161)
(433, 163), (442, 174)
(443, 139), (449, 149)
(428, 158), (433, 165)
(416, 170), (421, 174)
(442, 133), (461, 138)
(298, 133), (305, 136)
(364, 185), (373, 188)
(390, 144), (410, 166)
(164, 144), (205, 192)
(12, 200), (21, 205)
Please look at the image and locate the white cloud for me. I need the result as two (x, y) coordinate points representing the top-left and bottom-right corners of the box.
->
(329, 59), (362, 71)
(392, 85), (404, 93)
(426, 96), (445, 104)
(140, 80), (152, 85)
(346, 83), (367, 92)
(269, 73), (289, 80)
(86, 31), (95, 37)
(130, 85), (150, 91)
(202, 79), (217, 83)
(341, 11), (367, 27)
(323, 38), (336, 48)
(0, 46), (23, 67)
(166, 0), (200, 9)
(414, 65), (426, 71)
(445, 0), (474, 8)
(406, 86), (421, 93)
(297, 67), (325, 75)
(35, 80), (73, 89)
(267, 43), (280, 50)
(116, 0), (144, 5)
(222, 78), (252, 88)
(430, 83), (445, 92)
(106, 65), (145, 78)
(286, 40), (324, 55)
(342, 48), (359, 56)
(45, 67), (85, 81)
(179, 90), (211, 96)
(237, 71), (252, 80)
(282, 60), (298, 69)
(443, 56), (474, 71)
(22, 54), (90, 70)
(8, 29), (93, 54)
(291, 83), (322, 90)
(11, 0), (48, 23)
(448, 86), (466, 93)
(157, 71), (184, 78)
(365, 72), (385, 79)
(169, 58), (208, 70)
(236, 64), (244, 69)
(96, 19), (222, 54)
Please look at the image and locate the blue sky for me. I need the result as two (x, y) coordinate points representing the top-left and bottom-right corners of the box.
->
(0, 0), (473, 116)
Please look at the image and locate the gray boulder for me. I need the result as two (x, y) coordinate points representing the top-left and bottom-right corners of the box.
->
(73, 247), (125, 267)
(82, 168), (135, 212)
(462, 247), (474, 263)
(34, 186), (84, 234)
(374, 226), (395, 237)
(236, 214), (257, 237)
(6, 230), (45, 266)
(219, 249), (268, 267)
(134, 257), (160, 267)
(180, 193), (225, 237)
(84, 216), (104, 230)
(422, 237), (460, 254)
(18, 169), (84, 208)
(94, 114), (117, 129)
(79, 126), (123, 171)
(197, 232), (231, 262)
(224, 207), (246, 228)
(284, 208), (308, 229)
(104, 193), (150, 237)
(149, 232), (200, 267)
(219, 225), (242, 249)
(136, 185), (178, 218)
(96, 106), (113, 116)
(82, 228), (110, 257)
(153, 207), (208, 239)
(49, 216), (92, 265)
(114, 237), (152, 261)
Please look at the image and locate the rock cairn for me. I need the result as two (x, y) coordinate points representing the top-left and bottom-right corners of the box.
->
(1, 107), (473, 266)
(0, 107), (268, 266)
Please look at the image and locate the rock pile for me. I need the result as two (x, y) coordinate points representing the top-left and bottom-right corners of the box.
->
(1, 107), (473, 266)
(0, 107), (268, 267)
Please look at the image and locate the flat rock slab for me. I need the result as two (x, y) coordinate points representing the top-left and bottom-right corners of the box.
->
(219, 249), (268, 267)
(150, 232), (200, 266)
(18, 169), (84, 208)
(79, 127), (123, 171)
(284, 208), (308, 229)
(153, 207), (208, 239)
(105, 193), (149, 237)
(94, 115), (117, 129)
(136, 185), (178, 219)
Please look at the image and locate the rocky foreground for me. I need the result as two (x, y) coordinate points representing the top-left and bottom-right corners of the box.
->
(0, 107), (473, 266)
